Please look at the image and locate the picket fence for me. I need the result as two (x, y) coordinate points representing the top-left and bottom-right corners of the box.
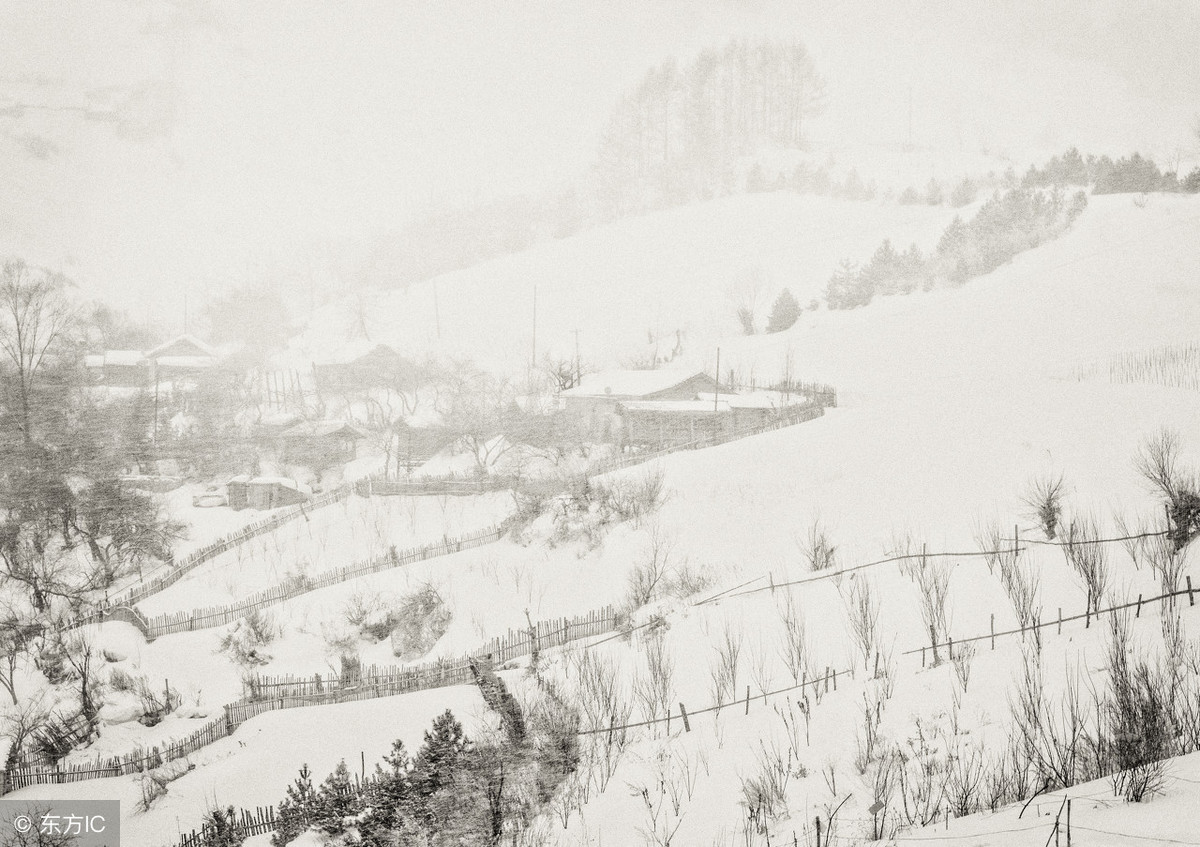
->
(174, 806), (278, 847)
(138, 521), (512, 639)
(0, 606), (617, 797)
(242, 607), (617, 702)
(98, 403), (827, 641)
(72, 484), (355, 624)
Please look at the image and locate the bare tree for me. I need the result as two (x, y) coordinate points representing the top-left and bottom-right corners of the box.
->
(0, 261), (78, 443)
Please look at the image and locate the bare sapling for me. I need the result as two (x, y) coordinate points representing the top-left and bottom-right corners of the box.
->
(624, 524), (675, 612)
(1022, 473), (1066, 540)
(632, 635), (675, 729)
(951, 641), (976, 692)
(709, 621), (743, 712)
(777, 593), (811, 685)
(841, 576), (879, 671)
(1144, 531), (1186, 596)
(899, 540), (952, 661)
(1063, 514), (1110, 615)
(945, 741), (985, 817)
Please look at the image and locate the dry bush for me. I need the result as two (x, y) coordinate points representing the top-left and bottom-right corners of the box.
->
(1009, 645), (1100, 789)
(1105, 612), (1178, 802)
(1023, 473), (1066, 539)
(739, 742), (793, 836)
(664, 559), (711, 600)
(136, 678), (182, 727)
(390, 582), (452, 660)
(951, 641), (976, 691)
(218, 611), (278, 667)
(1135, 429), (1200, 549)
(945, 742), (985, 817)
(799, 516), (838, 572)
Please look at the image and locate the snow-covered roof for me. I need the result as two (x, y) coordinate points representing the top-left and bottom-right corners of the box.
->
(620, 399), (733, 413)
(561, 369), (708, 399)
(145, 334), (218, 360)
(697, 390), (797, 409)
(154, 355), (216, 369)
(312, 340), (398, 367)
(85, 350), (144, 368)
(280, 420), (369, 439)
(247, 476), (313, 494)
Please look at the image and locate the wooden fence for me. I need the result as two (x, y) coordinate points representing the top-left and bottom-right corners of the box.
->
(138, 521), (512, 639)
(73, 484), (355, 623)
(0, 607), (616, 796)
(242, 607), (617, 702)
(115, 404), (827, 641)
(174, 806), (277, 847)
(1, 714), (230, 792)
(906, 578), (1198, 664)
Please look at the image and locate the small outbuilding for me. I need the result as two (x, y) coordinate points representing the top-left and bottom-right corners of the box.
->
(227, 475), (311, 510)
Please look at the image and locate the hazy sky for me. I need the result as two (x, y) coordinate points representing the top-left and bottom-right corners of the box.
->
(1, 0), (1197, 322)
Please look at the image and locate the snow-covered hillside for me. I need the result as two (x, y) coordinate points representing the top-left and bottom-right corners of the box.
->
(9, 191), (1200, 846)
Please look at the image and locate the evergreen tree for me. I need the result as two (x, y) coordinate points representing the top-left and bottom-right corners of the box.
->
(314, 760), (361, 836)
(766, 289), (801, 333)
(201, 806), (245, 847)
(272, 764), (318, 847)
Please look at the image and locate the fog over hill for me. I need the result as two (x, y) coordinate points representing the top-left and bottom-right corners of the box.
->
(1, 0), (1197, 325)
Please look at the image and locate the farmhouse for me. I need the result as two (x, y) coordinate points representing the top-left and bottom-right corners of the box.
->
(85, 333), (222, 389)
(560, 370), (822, 447)
(560, 369), (726, 441)
(278, 419), (369, 468)
(312, 342), (410, 396)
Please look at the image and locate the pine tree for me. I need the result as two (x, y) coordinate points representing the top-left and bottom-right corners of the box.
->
(272, 764), (318, 847)
(314, 760), (361, 836)
(201, 806), (244, 847)
(766, 289), (801, 333)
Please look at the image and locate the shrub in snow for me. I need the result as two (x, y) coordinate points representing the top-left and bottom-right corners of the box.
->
(343, 590), (398, 642)
(1135, 429), (1200, 550)
(218, 610), (278, 667)
(766, 288), (801, 333)
(136, 677), (182, 727)
(390, 584), (451, 661)
(1022, 472), (1065, 540)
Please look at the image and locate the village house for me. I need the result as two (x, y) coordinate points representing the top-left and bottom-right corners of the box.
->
(278, 419), (369, 469)
(85, 333), (222, 390)
(561, 369), (815, 448)
(560, 369), (728, 443)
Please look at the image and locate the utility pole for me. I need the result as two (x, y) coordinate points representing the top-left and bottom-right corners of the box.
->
(714, 347), (720, 411)
(433, 279), (441, 340)
(530, 283), (538, 378)
(572, 328), (581, 386)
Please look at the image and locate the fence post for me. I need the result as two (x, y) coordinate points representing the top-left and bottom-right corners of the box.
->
(1066, 798), (1071, 846)
(678, 703), (691, 733)
(990, 614), (995, 650)
(1136, 594), (1143, 618)
(745, 685), (751, 715)
(1189, 576), (1195, 607)
(1058, 607), (1062, 635)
